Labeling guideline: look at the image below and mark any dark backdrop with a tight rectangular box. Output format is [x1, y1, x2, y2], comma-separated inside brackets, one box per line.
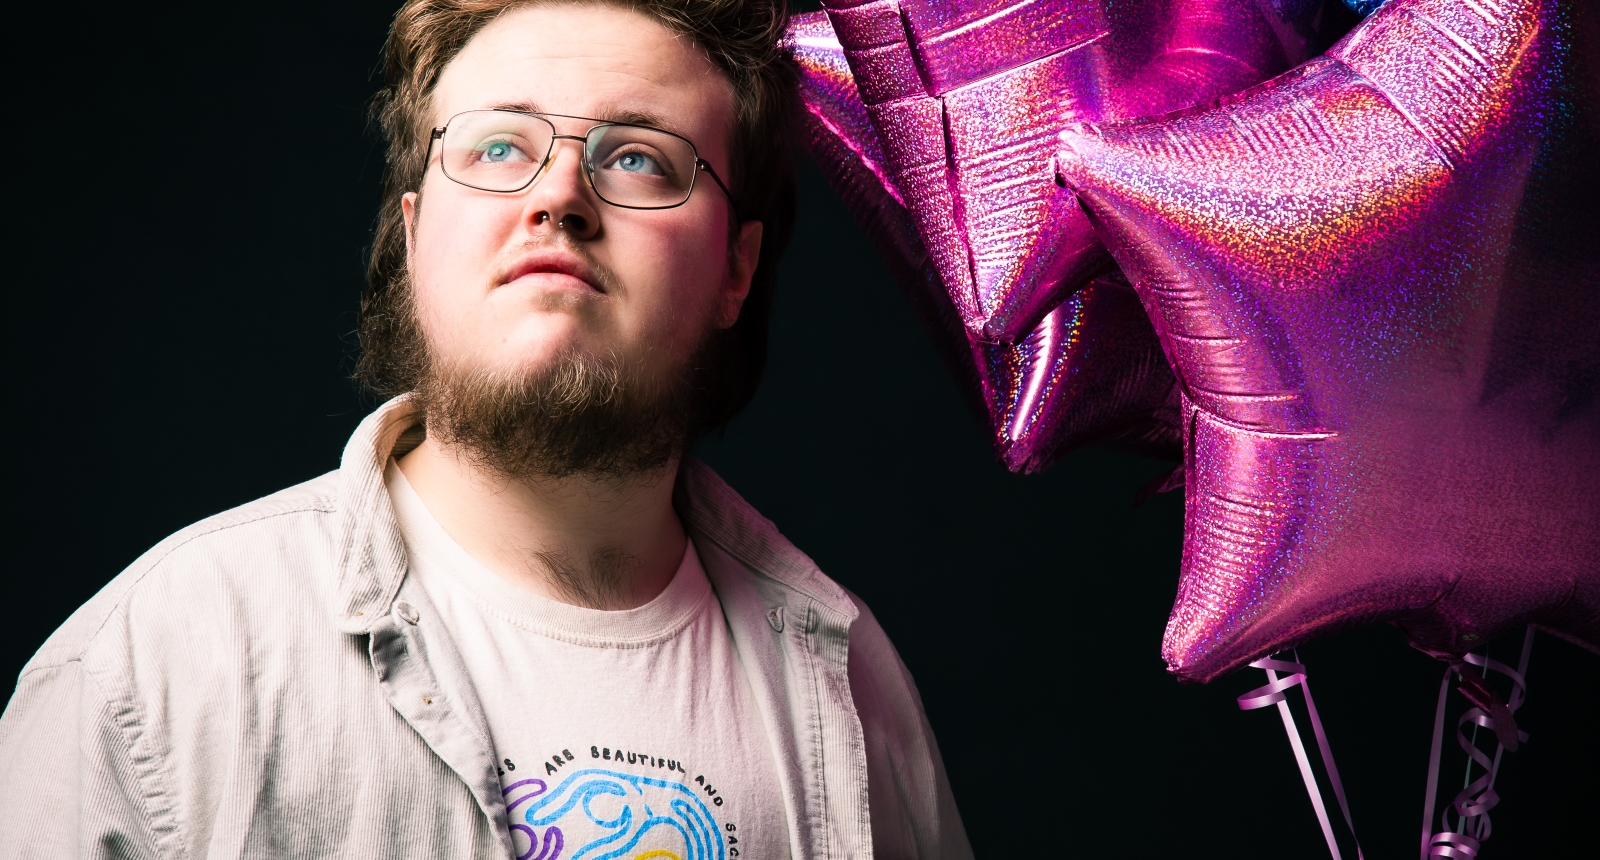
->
[10, 1, 1594, 855]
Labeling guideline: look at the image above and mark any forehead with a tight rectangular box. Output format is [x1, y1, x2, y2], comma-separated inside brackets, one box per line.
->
[431, 4, 735, 149]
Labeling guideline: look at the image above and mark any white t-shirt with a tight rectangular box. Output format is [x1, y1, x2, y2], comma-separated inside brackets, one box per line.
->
[386, 462, 789, 860]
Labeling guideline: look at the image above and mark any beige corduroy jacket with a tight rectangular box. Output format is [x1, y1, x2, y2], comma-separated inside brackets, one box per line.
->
[0, 397, 971, 860]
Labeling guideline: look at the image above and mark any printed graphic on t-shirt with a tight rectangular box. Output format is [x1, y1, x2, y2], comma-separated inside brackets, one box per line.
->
[498, 745, 747, 860]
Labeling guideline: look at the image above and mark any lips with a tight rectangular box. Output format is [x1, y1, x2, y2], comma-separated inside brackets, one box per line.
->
[498, 250, 602, 294]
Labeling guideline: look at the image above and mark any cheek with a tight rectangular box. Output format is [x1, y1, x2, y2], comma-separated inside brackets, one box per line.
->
[618, 211, 729, 323]
[413, 193, 515, 284]
[410, 192, 521, 336]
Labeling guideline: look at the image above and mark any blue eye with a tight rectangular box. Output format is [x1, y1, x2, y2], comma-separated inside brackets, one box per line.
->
[607, 150, 665, 176]
[476, 140, 528, 163]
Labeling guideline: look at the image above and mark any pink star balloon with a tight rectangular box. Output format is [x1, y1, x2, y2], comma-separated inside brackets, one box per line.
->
[790, 2, 1348, 468]
[1054, 0, 1600, 682]
[787, 12, 1181, 468]
[814, 0, 1333, 343]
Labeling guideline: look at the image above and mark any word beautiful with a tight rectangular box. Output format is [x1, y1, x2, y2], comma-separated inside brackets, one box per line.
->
[594, 747, 689, 775]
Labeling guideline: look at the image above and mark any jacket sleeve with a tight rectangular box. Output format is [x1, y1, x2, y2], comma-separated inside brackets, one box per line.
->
[0, 660, 160, 860]
[844, 593, 974, 860]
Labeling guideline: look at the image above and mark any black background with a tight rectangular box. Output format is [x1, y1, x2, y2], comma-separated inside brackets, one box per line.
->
[10, 1, 1595, 855]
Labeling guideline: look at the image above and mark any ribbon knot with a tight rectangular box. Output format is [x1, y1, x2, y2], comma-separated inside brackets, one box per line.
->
[1421, 628, 1534, 860]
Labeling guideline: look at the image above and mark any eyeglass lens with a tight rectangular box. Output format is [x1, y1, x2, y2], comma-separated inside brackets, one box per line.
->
[438, 110, 699, 208]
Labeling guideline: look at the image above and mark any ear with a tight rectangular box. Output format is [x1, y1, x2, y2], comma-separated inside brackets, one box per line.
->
[717, 220, 763, 329]
[401, 191, 420, 258]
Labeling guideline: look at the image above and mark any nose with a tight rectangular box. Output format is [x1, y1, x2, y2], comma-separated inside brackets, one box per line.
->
[522, 136, 601, 241]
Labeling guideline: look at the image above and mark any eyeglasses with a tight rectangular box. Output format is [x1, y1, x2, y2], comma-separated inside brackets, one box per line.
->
[428, 109, 738, 216]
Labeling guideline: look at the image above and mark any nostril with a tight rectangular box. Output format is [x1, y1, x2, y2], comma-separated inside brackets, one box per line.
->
[558, 214, 589, 234]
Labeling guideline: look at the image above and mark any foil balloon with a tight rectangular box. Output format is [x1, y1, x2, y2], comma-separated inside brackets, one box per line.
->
[785, 12, 974, 397]
[1054, 0, 1600, 682]
[790, 3, 1353, 469]
[787, 12, 1180, 468]
[812, 0, 1336, 344]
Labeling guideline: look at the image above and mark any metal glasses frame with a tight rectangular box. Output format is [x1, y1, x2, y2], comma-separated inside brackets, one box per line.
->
[427, 110, 740, 217]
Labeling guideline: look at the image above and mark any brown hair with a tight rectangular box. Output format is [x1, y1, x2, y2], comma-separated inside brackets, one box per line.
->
[356, 0, 797, 432]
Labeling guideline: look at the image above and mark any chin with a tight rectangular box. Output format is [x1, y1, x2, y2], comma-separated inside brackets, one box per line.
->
[484, 345, 582, 382]
[487, 318, 595, 369]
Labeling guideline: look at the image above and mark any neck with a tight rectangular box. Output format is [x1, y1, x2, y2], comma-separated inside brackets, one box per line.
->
[396, 434, 686, 610]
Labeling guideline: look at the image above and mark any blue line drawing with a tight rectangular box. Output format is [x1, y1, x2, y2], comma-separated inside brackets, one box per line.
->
[517, 768, 725, 860]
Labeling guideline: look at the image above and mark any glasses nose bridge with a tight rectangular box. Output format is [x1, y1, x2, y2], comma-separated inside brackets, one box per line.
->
[533, 130, 600, 194]
[543, 129, 597, 173]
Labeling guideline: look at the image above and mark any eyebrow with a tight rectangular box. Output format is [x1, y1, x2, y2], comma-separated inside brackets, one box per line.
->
[487, 101, 680, 135]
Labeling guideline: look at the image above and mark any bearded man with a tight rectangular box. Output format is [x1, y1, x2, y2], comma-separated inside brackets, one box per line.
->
[0, 2, 971, 857]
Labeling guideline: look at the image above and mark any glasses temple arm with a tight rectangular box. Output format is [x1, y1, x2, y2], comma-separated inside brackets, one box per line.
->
[697, 159, 744, 222]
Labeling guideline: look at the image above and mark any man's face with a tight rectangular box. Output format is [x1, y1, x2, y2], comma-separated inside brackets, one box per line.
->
[404, 3, 760, 387]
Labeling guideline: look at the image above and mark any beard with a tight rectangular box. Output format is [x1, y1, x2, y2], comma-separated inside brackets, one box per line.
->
[403, 231, 726, 481]
[372, 228, 739, 483]
[411, 336, 713, 482]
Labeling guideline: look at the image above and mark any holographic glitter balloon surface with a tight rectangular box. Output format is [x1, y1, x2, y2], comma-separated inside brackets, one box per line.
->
[1055, 0, 1600, 681]
[789, 1, 1349, 469]
[811, 0, 1334, 342]
[789, 12, 1184, 467]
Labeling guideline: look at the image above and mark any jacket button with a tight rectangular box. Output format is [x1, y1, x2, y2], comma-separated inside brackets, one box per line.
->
[396, 602, 420, 624]
[767, 607, 785, 632]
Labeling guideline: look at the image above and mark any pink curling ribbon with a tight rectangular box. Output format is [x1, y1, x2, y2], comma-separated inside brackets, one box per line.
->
[1238, 653, 1364, 860]
[1420, 628, 1534, 859]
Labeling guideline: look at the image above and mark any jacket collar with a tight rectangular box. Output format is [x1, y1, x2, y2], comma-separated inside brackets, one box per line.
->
[331, 396, 859, 633]
[674, 459, 858, 623]
[333, 396, 421, 633]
